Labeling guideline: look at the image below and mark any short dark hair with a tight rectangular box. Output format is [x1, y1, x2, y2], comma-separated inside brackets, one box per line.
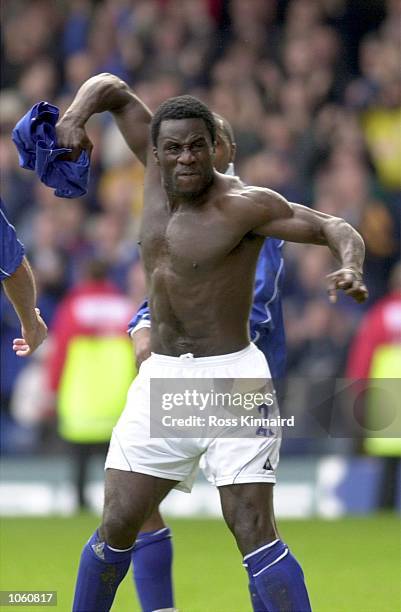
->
[151, 95, 216, 147]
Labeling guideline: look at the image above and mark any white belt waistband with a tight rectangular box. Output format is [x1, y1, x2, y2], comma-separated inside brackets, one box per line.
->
[149, 343, 257, 367]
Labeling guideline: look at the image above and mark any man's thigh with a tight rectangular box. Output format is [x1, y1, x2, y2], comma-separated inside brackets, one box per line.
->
[219, 482, 278, 555]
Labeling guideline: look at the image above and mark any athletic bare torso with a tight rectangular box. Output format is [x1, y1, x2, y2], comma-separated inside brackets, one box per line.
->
[140, 165, 266, 357]
[54, 77, 368, 360]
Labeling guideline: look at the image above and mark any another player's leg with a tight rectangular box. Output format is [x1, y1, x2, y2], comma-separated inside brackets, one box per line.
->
[219, 482, 311, 612]
[132, 507, 175, 612]
[72, 469, 176, 612]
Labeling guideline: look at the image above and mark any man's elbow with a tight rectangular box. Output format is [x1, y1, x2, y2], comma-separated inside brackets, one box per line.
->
[331, 216, 364, 242]
[89, 73, 130, 97]
[324, 215, 353, 236]
[94, 72, 126, 86]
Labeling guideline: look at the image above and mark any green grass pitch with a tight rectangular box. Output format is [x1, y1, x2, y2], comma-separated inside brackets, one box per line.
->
[0, 514, 400, 611]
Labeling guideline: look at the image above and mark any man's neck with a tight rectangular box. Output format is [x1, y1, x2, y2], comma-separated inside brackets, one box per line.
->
[165, 177, 216, 212]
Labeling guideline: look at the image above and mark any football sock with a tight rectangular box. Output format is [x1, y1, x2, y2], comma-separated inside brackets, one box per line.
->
[244, 539, 311, 612]
[132, 527, 174, 612]
[246, 571, 267, 611]
[72, 529, 133, 612]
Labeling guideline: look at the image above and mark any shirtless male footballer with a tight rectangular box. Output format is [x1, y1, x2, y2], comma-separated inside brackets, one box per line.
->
[55, 73, 368, 612]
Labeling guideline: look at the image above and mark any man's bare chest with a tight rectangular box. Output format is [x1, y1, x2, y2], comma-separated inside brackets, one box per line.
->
[139, 200, 246, 274]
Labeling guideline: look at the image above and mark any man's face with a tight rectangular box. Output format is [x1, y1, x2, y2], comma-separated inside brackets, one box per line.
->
[214, 121, 235, 173]
[155, 118, 215, 198]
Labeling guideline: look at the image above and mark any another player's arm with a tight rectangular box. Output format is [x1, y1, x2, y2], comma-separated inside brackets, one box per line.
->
[131, 327, 151, 369]
[251, 189, 368, 303]
[56, 73, 152, 164]
[128, 301, 152, 368]
[2, 257, 48, 356]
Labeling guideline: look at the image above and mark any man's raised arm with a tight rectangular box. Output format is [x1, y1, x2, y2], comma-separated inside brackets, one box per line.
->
[56, 73, 152, 164]
[251, 190, 368, 304]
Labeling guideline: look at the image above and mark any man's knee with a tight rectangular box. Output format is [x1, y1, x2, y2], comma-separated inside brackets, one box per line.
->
[100, 507, 140, 549]
[100, 469, 174, 549]
[232, 503, 275, 551]
[220, 484, 277, 555]
[100, 472, 147, 548]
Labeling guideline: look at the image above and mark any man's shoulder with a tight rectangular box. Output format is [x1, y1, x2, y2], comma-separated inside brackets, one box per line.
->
[219, 179, 291, 224]
[220, 178, 286, 205]
[240, 185, 288, 207]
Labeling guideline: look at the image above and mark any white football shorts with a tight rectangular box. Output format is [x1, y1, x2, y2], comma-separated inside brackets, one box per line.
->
[105, 343, 281, 492]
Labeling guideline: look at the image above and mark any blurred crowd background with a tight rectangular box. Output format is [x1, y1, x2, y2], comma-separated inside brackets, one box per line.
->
[1, 0, 400, 460]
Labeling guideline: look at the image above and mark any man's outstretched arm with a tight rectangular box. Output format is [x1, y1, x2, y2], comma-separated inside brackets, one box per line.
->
[3, 257, 48, 356]
[56, 73, 152, 164]
[252, 191, 368, 304]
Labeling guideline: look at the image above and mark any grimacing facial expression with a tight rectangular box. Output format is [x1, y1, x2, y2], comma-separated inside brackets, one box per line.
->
[154, 118, 215, 198]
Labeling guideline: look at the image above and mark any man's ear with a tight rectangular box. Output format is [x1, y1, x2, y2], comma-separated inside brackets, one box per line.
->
[153, 147, 160, 164]
[230, 142, 237, 163]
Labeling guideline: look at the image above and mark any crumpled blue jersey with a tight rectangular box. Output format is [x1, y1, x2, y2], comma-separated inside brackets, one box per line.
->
[12, 102, 89, 198]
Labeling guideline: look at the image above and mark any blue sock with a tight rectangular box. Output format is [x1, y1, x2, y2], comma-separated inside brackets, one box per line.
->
[244, 539, 311, 612]
[246, 570, 267, 611]
[132, 527, 174, 612]
[72, 530, 133, 612]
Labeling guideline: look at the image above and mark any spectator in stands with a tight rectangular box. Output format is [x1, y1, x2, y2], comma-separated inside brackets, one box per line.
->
[347, 262, 401, 508]
[46, 258, 135, 509]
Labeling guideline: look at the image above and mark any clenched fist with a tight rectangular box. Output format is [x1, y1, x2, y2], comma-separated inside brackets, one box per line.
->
[326, 268, 368, 304]
[55, 115, 93, 161]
